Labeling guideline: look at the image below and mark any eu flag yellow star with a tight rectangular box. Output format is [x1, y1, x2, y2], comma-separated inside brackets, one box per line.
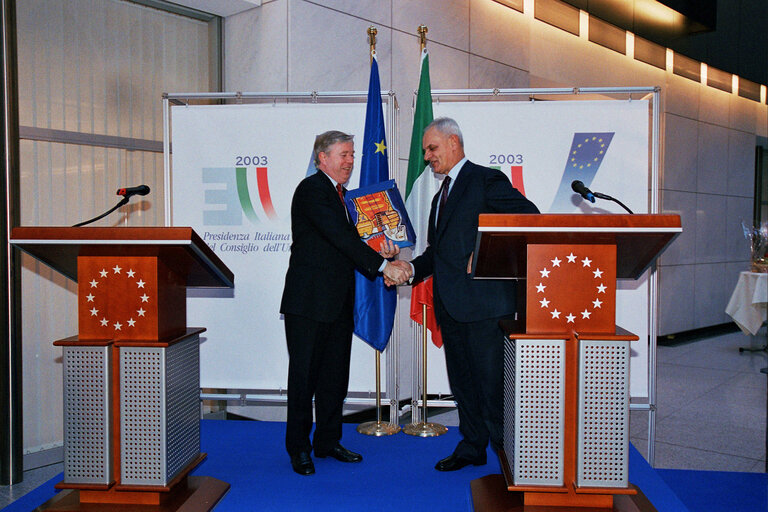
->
[374, 140, 387, 155]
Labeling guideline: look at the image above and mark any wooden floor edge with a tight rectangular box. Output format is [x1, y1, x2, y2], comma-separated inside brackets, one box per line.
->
[33, 476, 230, 512]
[471, 474, 658, 512]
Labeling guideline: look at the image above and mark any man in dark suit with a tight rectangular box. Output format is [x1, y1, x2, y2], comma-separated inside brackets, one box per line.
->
[390, 117, 539, 471]
[280, 130, 407, 476]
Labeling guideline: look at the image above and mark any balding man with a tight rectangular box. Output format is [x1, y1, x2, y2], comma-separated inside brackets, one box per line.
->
[391, 117, 539, 471]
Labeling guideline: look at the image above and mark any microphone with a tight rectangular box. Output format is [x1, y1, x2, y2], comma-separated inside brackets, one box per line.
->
[571, 180, 595, 203]
[73, 185, 151, 227]
[570, 180, 634, 214]
[116, 185, 150, 198]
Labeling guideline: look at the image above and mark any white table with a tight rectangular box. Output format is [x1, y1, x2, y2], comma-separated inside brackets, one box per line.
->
[726, 271, 768, 336]
[726, 271, 768, 472]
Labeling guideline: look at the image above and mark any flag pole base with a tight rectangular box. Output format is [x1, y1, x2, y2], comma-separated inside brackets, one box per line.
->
[403, 422, 448, 437]
[357, 420, 401, 436]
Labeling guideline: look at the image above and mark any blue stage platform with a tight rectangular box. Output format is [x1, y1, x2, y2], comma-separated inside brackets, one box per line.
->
[2, 419, 765, 511]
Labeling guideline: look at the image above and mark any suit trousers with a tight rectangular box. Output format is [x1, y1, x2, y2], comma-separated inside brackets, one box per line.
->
[434, 293, 508, 459]
[284, 302, 353, 457]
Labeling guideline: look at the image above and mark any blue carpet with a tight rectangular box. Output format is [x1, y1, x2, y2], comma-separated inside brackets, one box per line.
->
[656, 467, 768, 512]
[192, 420, 498, 511]
[628, 444, 690, 512]
[0, 474, 62, 512]
[1, 420, 760, 511]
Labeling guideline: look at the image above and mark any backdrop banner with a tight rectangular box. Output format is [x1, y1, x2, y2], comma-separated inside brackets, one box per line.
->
[169, 99, 650, 397]
[170, 103, 384, 390]
[430, 100, 650, 397]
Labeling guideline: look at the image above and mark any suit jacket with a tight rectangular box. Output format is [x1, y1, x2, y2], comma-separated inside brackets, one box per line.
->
[411, 160, 539, 323]
[280, 171, 384, 323]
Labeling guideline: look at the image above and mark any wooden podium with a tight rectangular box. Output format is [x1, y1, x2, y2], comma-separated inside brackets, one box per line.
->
[10, 227, 234, 511]
[469, 214, 681, 511]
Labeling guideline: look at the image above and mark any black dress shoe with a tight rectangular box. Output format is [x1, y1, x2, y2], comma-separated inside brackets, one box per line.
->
[434, 453, 486, 471]
[315, 443, 363, 463]
[290, 451, 315, 475]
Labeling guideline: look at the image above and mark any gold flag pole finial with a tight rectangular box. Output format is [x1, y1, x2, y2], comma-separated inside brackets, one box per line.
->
[417, 24, 428, 51]
[368, 26, 377, 63]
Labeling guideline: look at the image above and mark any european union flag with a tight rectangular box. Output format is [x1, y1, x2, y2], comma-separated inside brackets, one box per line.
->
[353, 54, 396, 351]
[549, 132, 614, 211]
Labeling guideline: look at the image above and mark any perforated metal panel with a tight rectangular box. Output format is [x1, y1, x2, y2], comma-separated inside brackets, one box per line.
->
[164, 337, 201, 480]
[506, 339, 566, 486]
[121, 347, 164, 485]
[502, 339, 516, 477]
[62, 346, 112, 485]
[119, 335, 201, 486]
[577, 339, 630, 488]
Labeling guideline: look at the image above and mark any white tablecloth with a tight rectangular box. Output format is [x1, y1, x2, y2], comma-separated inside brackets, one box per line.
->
[725, 271, 768, 335]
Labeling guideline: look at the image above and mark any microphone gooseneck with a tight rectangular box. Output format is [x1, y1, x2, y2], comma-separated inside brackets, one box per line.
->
[73, 185, 152, 227]
[571, 180, 633, 214]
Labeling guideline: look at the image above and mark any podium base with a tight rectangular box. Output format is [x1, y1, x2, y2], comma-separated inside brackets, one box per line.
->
[357, 420, 401, 436]
[403, 421, 448, 437]
[471, 474, 658, 512]
[33, 476, 229, 512]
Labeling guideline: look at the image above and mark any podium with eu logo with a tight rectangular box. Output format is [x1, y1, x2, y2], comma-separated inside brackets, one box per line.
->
[469, 214, 681, 511]
[11, 226, 234, 511]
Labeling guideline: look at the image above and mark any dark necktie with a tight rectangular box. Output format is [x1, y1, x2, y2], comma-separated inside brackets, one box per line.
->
[437, 176, 451, 226]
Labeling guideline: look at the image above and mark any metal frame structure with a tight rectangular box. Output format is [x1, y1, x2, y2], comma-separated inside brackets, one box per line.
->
[407, 86, 662, 464]
[1, 0, 22, 486]
[161, 90, 401, 424]
[160, 86, 662, 463]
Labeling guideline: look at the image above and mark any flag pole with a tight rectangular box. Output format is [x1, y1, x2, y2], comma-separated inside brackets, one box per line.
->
[357, 25, 401, 438]
[404, 24, 447, 438]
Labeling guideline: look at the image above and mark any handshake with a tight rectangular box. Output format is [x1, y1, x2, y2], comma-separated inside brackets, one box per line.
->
[378, 239, 413, 287]
[383, 260, 413, 287]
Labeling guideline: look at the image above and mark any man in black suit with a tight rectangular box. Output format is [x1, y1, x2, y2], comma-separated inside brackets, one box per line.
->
[280, 130, 407, 476]
[389, 117, 539, 471]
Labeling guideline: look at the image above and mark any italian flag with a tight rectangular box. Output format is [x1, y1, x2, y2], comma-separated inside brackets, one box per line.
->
[404, 49, 443, 347]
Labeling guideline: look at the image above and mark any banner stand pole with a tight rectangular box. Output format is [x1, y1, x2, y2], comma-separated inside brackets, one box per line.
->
[404, 305, 447, 437]
[358, 349, 401, 436]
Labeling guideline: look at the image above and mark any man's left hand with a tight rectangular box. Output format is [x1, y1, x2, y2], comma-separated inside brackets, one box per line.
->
[378, 239, 400, 259]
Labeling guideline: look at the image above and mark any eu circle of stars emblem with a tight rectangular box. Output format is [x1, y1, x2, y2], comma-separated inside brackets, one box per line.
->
[526, 244, 616, 334]
[77, 257, 156, 340]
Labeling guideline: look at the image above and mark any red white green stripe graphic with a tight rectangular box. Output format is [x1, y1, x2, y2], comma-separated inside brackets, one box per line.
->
[236, 166, 278, 223]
